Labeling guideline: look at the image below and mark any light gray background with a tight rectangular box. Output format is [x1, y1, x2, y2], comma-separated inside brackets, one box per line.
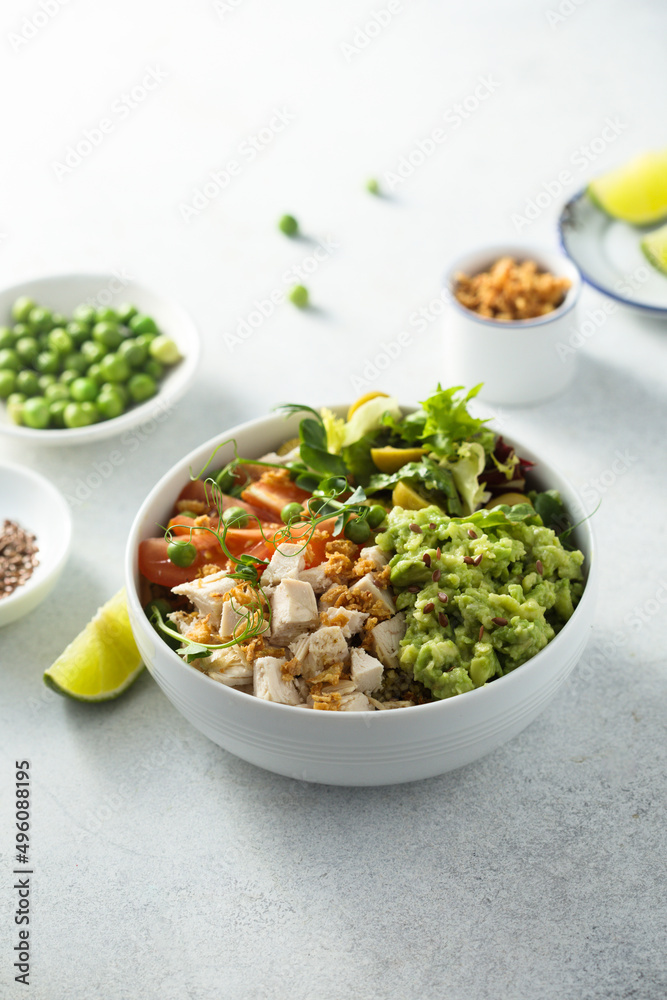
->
[1, 1, 666, 998]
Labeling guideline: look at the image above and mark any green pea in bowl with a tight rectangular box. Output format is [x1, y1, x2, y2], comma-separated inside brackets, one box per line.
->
[0, 273, 199, 446]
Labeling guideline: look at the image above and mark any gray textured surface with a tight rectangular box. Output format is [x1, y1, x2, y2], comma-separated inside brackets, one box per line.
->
[1, 1, 667, 997]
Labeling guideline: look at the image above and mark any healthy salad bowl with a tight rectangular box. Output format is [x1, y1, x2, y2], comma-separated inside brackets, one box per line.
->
[125, 387, 597, 785]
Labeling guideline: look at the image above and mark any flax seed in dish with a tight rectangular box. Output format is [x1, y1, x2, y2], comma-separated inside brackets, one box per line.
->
[454, 256, 571, 321]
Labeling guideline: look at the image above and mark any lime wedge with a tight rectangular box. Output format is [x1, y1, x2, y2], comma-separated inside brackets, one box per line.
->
[342, 394, 401, 447]
[640, 222, 667, 276]
[588, 151, 667, 225]
[44, 588, 144, 701]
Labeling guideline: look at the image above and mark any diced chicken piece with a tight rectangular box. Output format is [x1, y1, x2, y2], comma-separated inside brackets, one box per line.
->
[350, 648, 384, 694]
[269, 579, 319, 644]
[260, 543, 305, 587]
[168, 610, 197, 636]
[171, 571, 235, 630]
[371, 612, 406, 671]
[320, 606, 368, 638]
[253, 656, 304, 705]
[205, 644, 253, 687]
[358, 545, 388, 570]
[351, 573, 396, 615]
[298, 564, 333, 594]
[339, 692, 373, 711]
[219, 600, 248, 639]
[257, 451, 287, 466]
[288, 625, 350, 679]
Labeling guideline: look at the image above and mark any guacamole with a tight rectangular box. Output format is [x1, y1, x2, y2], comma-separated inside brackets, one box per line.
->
[376, 504, 585, 699]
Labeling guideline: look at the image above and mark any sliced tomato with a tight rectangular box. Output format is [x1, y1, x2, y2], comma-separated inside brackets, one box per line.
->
[241, 478, 312, 519]
[138, 537, 218, 588]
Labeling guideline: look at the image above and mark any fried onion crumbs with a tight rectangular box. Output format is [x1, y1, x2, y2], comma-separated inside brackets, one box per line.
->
[374, 565, 392, 589]
[176, 498, 209, 514]
[197, 563, 224, 578]
[352, 557, 376, 578]
[242, 636, 287, 663]
[185, 614, 220, 645]
[311, 693, 342, 711]
[454, 256, 571, 321]
[326, 539, 359, 560]
[320, 584, 393, 622]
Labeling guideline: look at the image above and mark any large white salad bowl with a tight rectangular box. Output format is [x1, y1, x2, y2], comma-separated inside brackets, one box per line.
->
[125, 407, 597, 786]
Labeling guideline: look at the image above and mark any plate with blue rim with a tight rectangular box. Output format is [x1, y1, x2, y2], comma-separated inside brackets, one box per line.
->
[558, 188, 667, 317]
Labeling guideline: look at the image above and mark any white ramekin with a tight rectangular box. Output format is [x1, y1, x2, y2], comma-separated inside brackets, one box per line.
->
[442, 245, 582, 406]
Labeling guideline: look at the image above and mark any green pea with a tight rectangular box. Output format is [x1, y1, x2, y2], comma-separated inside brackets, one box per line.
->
[344, 517, 371, 544]
[72, 304, 96, 325]
[222, 506, 249, 528]
[99, 353, 130, 383]
[7, 392, 26, 424]
[366, 505, 388, 529]
[0, 327, 14, 349]
[281, 502, 303, 524]
[67, 321, 90, 346]
[0, 369, 16, 398]
[92, 321, 122, 351]
[143, 358, 163, 380]
[16, 370, 40, 397]
[12, 296, 35, 323]
[15, 337, 39, 365]
[79, 401, 98, 424]
[96, 390, 125, 420]
[127, 373, 157, 402]
[52, 312, 68, 329]
[22, 396, 50, 429]
[63, 401, 96, 428]
[87, 363, 103, 384]
[38, 373, 57, 392]
[45, 382, 70, 402]
[278, 214, 299, 236]
[167, 538, 197, 568]
[12, 323, 31, 339]
[116, 303, 137, 324]
[100, 381, 128, 405]
[28, 306, 52, 331]
[366, 178, 381, 195]
[289, 285, 309, 308]
[59, 369, 79, 386]
[129, 314, 158, 336]
[37, 333, 51, 351]
[96, 306, 118, 323]
[0, 348, 20, 371]
[70, 376, 98, 402]
[149, 335, 181, 365]
[48, 328, 73, 355]
[214, 468, 235, 493]
[49, 398, 68, 427]
[81, 340, 106, 364]
[135, 332, 157, 350]
[118, 338, 147, 368]
[177, 509, 199, 520]
[63, 352, 88, 375]
[36, 350, 61, 374]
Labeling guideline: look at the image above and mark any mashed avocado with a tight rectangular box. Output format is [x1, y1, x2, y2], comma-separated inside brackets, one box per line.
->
[376, 504, 585, 699]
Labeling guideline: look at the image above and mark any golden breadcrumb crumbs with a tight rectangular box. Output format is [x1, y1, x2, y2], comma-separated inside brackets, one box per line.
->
[454, 257, 571, 321]
[176, 498, 209, 514]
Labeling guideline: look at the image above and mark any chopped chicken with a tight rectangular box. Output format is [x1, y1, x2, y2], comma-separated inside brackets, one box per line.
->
[371, 612, 406, 670]
[172, 571, 235, 630]
[261, 543, 305, 587]
[269, 578, 319, 644]
[205, 645, 253, 687]
[253, 655, 304, 705]
[219, 600, 249, 639]
[288, 625, 349, 679]
[320, 606, 368, 638]
[350, 648, 384, 694]
[358, 545, 388, 570]
[298, 564, 333, 594]
[339, 691, 372, 712]
[351, 573, 396, 615]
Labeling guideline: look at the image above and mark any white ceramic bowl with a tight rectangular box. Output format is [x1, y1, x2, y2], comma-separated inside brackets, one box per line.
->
[0, 462, 72, 626]
[0, 273, 199, 445]
[443, 245, 582, 406]
[125, 408, 597, 786]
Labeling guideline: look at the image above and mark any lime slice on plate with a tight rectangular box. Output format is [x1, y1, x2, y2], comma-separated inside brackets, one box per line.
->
[640, 222, 667, 276]
[44, 588, 144, 701]
[588, 150, 667, 225]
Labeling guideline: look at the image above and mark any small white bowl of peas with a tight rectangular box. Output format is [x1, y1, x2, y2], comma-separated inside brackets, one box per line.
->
[0, 273, 200, 445]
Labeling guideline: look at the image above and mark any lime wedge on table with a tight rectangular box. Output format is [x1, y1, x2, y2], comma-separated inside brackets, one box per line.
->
[44, 588, 144, 701]
[588, 150, 667, 225]
[640, 222, 667, 276]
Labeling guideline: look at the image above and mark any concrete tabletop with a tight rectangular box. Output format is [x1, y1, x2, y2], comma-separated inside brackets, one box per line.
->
[1, 1, 666, 997]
